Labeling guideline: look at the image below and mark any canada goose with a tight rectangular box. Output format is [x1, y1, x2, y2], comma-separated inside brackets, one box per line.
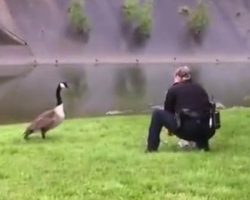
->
[23, 82, 68, 140]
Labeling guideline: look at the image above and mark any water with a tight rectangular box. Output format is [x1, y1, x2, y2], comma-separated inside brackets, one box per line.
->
[0, 62, 249, 124]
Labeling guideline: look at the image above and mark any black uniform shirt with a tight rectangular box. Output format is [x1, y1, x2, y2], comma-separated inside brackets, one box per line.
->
[164, 80, 210, 114]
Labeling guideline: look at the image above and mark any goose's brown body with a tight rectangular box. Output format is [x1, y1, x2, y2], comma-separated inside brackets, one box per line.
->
[23, 83, 68, 139]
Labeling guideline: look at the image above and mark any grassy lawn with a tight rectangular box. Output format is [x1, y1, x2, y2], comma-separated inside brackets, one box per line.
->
[0, 108, 250, 200]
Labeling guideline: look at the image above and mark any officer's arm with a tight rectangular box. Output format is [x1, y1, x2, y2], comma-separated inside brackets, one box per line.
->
[164, 87, 175, 113]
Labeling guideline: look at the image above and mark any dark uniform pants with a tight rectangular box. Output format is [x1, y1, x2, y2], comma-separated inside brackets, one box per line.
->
[147, 109, 215, 151]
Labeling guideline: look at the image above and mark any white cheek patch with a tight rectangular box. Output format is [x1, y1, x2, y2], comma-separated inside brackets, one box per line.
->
[60, 83, 66, 88]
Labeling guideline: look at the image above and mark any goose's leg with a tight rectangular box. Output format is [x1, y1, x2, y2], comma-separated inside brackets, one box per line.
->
[41, 128, 48, 139]
[24, 129, 33, 140]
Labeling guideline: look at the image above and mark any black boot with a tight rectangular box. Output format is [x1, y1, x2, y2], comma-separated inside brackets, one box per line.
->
[196, 140, 210, 152]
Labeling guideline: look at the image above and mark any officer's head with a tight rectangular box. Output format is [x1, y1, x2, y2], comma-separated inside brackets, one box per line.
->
[174, 66, 192, 83]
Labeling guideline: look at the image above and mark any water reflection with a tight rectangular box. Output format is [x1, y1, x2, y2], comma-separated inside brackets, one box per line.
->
[115, 66, 146, 97]
[0, 62, 249, 124]
[114, 65, 147, 111]
[60, 65, 89, 117]
[186, 63, 250, 106]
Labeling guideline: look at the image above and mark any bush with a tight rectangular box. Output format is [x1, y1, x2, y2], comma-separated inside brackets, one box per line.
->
[123, 0, 153, 37]
[187, 0, 209, 37]
[68, 0, 90, 34]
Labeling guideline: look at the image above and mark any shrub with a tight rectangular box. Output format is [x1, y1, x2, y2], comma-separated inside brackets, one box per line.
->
[123, 0, 139, 22]
[68, 0, 90, 34]
[187, 0, 209, 37]
[123, 0, 153, 37]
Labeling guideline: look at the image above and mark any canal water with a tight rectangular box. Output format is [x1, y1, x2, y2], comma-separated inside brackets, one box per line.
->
[0, 62, 249, 124]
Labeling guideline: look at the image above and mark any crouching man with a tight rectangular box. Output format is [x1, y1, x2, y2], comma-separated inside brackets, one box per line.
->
[146, 66, 216, 152]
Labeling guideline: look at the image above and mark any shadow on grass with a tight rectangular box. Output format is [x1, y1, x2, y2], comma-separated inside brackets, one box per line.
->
[11, 134, 63, 145]
[158, 138, 230, 154]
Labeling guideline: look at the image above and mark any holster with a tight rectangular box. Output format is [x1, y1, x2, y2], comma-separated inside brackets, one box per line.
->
[175, 108, 205, 130]
[209, 102, 221, 129]
[175, 104, 221, 131]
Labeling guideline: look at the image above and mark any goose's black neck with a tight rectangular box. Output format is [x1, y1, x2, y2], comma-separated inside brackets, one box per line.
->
[56, 85, 62, 105]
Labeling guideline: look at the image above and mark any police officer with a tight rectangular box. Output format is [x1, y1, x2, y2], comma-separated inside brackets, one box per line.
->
[146, 66, 216, 152]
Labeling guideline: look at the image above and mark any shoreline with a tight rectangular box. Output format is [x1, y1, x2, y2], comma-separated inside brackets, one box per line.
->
[0, 55, 250, 66]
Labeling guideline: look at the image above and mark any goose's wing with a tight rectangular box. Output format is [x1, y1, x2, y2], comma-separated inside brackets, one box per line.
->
[27, 110, 56, 130]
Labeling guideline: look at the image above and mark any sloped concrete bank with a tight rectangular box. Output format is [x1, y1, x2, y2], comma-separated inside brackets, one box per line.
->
[0, 0, 249, 62]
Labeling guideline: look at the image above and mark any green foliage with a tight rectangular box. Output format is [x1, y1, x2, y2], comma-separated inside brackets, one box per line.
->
[123, 0, 153, 37]
[68, 0, 90, 34]
[187, 0, 209, 36]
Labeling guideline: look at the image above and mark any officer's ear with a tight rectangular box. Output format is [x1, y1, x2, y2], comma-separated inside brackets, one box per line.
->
[174, 75, 181, 83]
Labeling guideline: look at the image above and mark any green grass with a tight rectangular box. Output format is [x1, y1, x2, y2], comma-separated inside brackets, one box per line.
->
[0, 108, 250, 199]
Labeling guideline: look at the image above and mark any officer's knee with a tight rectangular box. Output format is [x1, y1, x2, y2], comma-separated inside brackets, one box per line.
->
[152, 109, 162, 119]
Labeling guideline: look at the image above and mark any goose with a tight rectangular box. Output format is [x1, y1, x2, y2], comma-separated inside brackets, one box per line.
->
[23, 82, 68, 139]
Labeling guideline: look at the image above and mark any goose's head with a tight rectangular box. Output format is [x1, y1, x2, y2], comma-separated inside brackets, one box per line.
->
[56, 82, 69, 106]
[59, 82, 69, 89]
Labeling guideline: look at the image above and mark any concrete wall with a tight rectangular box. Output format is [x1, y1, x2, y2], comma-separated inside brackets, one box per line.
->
[0, 0, 249, 63]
